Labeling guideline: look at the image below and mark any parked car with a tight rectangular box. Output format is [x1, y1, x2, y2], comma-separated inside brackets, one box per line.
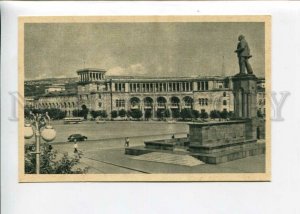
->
[67, 134, 88, 142]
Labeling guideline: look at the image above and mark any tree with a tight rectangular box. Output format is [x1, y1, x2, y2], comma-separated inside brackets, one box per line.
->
[118, 109, 127, 118]
[192, 110, 200, 119]
[180, 109, 193, 120]
[200, 110, 209, 119]
[156, 109, 164, 119]
[25, 144, 88, 174]
[130, 109, 143, 119]
[81, 106, 89, 120]
[111, 110, 118, 119]
[90, 110, 99, 119]
[24, 107, 32, 118]
[100, 110, 108, 118]
[172, 109, 181, 119]
[145, 110, 152, 120]
[210, 110, 221, 119]
[27, 108, 66, 120]
[164, 109, 171, 118]
[220, 109, 229, 119]
[257, 109, 264, 118]
[73, 109, 80, 117]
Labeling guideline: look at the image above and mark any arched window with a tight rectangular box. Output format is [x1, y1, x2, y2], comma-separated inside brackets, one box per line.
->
[205, 98, 208, 106]
[223, 100, 227, 106]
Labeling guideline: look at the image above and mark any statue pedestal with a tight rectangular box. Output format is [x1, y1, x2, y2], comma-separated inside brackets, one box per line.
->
[188, 121, 264, 164]
[232, 73, 258, 119]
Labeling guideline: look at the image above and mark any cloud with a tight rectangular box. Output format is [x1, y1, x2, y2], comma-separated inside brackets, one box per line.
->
[128, 64, 147, 75]
[107, 66, 126, 76]
[107, 63, 147, 76]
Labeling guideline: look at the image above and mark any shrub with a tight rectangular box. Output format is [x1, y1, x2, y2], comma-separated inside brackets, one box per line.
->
[257, 109, 264, 118]
[220, 109, 229, 119]
[90, 110, 99, 119]
[100, 110, 108, 118]
[192, 110, 200, 119]
[180, 109, 194, 120]
[25, 144, 88, 174]
[172, 109, 181, 119]
[164, 109, 171, 118]
[156, 109, 164, 119]
[200, 110, 209, 119]
[210, 110, 221, 119]
[130, 109, 143, 119]
[111, 110, 118, 119]
[25, 108, 66, 120]
[118, 109, 127, 118]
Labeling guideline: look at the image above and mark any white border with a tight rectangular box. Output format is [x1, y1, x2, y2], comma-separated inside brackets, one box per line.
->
[2, 1, 300, 214]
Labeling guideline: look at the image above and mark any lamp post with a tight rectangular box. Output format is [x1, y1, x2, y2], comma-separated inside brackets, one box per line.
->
[24, 111, 56, 174]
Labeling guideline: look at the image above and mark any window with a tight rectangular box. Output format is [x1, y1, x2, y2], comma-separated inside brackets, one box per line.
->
[199, 98, 208, 106]
[116, 99, 125, 108]
[223, 100, 227, 106]
[98, 102, 102, 107]
[205, 81, 209, 90]
[98, 94, 101, 99]
[223, 92, 226, 97]
[199, 98, 203, 105]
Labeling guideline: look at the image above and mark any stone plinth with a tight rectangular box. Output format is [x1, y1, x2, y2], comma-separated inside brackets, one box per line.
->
[188, 120, 264, 164]
[189, 120, 248, 147]
[232, 74, 258, 119]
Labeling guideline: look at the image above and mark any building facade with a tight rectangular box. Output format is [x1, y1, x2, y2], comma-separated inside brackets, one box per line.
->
[28, 68, 265, 119]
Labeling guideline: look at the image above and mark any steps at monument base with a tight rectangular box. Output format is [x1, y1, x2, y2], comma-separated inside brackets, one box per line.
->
[131, 152, 205, 167]
[192, 142, 265, 164]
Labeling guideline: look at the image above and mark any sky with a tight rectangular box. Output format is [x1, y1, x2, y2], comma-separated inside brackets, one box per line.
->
[24, 22, 265, 80]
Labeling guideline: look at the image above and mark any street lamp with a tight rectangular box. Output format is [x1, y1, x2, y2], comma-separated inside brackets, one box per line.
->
[24, 111, 56, 174]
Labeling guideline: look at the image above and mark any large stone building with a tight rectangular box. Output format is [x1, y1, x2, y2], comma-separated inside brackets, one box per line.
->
[28, 68, 265, 119]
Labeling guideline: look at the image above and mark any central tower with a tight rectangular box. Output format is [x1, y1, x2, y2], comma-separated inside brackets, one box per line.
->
[77, 68, 106, 83]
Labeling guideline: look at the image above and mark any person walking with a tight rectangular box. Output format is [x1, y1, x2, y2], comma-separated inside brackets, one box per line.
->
[124, 137, 130, 147]
[74, 142, 78, 153]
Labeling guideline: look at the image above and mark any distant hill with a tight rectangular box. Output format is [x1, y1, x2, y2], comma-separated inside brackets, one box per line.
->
[25, 77, 79, 97]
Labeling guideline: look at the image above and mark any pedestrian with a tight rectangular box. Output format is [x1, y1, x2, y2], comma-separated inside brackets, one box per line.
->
[74, 142, 78, 153]
[125, 137, 129, 147]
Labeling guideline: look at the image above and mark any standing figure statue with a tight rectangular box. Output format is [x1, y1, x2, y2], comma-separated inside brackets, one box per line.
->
[235, 35, 254, 74]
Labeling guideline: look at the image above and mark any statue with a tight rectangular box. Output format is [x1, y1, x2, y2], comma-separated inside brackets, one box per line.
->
[235, 35, 254, 75]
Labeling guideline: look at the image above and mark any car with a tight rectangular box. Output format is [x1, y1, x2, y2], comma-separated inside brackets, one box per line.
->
[67, 134, 88, 142]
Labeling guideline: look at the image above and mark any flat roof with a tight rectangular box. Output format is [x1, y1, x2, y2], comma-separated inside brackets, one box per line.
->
[77, 68, 107, 74]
